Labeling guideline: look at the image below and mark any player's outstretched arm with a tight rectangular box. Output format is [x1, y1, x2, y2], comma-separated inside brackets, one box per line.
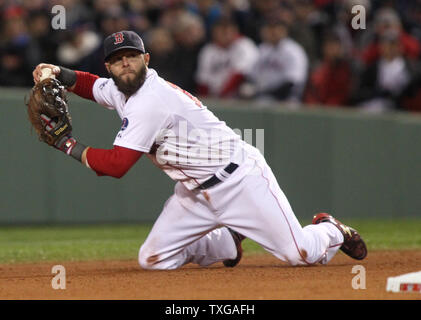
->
[39, 116, 142, 178]
[82, 146, 143, 178]
[29, 66, 142, 179]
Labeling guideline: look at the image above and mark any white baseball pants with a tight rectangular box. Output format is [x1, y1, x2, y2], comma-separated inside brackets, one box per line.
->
[138, 146, 344, 270]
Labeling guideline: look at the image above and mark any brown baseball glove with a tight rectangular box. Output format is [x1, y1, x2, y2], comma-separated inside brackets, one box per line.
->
[26, 77, 72, 147]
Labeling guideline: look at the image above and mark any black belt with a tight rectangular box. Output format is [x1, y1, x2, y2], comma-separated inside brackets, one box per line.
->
[197, 162, 239, 190]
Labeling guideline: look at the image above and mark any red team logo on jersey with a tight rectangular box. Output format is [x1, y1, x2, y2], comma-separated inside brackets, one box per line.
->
[114, 32, 124, 44]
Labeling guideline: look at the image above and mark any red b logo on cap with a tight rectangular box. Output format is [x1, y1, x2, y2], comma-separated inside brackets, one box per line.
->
[114, 32, 124, 44]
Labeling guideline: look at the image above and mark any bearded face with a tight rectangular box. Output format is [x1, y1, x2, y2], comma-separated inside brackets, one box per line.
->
[110, 62, 147, 97]
[106, 49, 150, 97]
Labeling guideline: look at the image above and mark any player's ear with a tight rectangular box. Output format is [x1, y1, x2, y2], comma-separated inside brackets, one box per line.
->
[143, 53, 150, 66]
[104, 62, 111, 74]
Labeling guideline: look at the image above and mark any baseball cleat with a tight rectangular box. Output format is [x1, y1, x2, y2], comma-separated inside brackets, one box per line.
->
[312, 213, 367, 260]
[223, 228, 246, 267]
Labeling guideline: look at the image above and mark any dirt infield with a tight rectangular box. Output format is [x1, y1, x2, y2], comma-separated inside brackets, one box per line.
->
[0, 250, 419, 300]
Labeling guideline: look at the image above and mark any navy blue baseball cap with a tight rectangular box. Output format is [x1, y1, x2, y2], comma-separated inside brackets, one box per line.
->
[104, 30, 145, 61]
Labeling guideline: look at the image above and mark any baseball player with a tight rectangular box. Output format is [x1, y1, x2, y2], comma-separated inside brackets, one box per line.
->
[32, 30, 367, 270]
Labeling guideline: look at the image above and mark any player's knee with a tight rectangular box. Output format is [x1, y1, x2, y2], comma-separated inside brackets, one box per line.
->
[138, 247, 156, 270]
[138, 254, 157, 270]
[138, 246, 165, 270]
[282, 250, 307, 266]
[285, 255, 300, 266]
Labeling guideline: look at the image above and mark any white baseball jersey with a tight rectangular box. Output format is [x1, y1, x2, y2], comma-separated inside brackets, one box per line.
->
[196, 37, 259, 95]
[250, 38, 308, 100]
[91, 67, 344, 272]
[92, 68, 244, 190]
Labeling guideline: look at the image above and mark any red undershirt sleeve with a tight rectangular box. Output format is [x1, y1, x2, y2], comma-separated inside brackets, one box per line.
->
[68, 71, 99, 101]
[86, 145, 143, 178]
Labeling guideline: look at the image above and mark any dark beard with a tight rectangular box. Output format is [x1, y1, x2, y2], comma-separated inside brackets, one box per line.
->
[111, 65, 147, 97]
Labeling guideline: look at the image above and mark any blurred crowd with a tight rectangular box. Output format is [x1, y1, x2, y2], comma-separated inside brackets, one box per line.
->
[1, 0, 421, 112]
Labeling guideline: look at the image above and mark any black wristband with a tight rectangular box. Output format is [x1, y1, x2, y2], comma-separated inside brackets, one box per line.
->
[55, 136, 86, 162]
[57, 66, 77, 88]
[69, 141, 86, 162]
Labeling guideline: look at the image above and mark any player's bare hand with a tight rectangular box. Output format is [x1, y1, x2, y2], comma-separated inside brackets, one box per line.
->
[33, 63, 60, 84]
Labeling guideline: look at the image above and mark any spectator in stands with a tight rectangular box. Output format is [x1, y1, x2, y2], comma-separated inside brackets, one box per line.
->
[0, 6, 40, 86]
[54, 0, 93, 28]
[171, 12, 206, 94]
[56, 23, 101, 71]
[351, 30, 420, 113]
[146, 27, 178, 83]
[304, 31, 353, 107]
[239, 19, 308, 104]
[288, 0, 324, 66]
[20, 0, 46, 12]
[83, 8, 132, 77]
[332, 0, 372, 63]
[186, 0, 222, 41]
[240, 0, 283, 43]
[195, 17, 258, 98]
[97, 8, 131, 38]
[401, 0, 421, 43]
[361, 7, 421, 65]
[27, 10, 58, 64]
[92, 0, 126, 31]
[0, 0, 419, 114]
[126, 1, 151, 36]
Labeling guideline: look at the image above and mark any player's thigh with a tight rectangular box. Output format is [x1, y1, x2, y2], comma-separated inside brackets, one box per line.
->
[219, 159, 308, 265]
[138, 185, 218, 267]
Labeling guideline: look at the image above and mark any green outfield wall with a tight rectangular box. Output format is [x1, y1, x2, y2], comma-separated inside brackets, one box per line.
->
[0, 88, 420, 224]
